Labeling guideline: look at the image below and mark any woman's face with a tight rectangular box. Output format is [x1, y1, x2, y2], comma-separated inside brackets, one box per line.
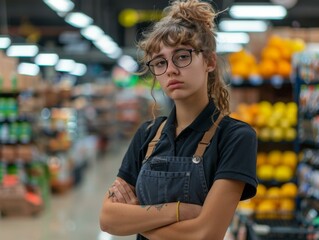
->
[151, 44, 215, 102]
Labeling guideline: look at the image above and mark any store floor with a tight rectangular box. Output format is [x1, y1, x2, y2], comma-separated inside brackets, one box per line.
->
[0, 139, 136, 240]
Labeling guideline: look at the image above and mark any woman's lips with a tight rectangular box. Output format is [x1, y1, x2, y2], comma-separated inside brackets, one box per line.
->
[167, 80, 183, 90]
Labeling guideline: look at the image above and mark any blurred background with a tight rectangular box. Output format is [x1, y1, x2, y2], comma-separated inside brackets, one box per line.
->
[0, 0, 319, 239]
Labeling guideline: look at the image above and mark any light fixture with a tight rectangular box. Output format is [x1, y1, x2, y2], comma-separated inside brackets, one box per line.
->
[55, 59, 76, 72]
[118, 55, 138, 72]
[219, 20, 268, 32]
[0, 36, 11, 49]
[94, 35, 122, 58]
[18, 63, 40, 76]
[65, 12, 93, 28]
[80, 25, 104, 41]
[34, 53, 59, 66]
[216, 43, 243, 53]
[70, 63, 87, 76]
[229, 4, 287, 19]
[6, 44, 39, 57]
[216, 32, 250, 44]
[43, 0, 74, 13]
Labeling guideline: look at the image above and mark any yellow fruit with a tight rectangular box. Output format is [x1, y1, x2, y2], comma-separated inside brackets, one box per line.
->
[257, 165, 274, 180]
[259, 127, 271, 142]
[256, 184, 267, 198]
[255, 115, 268, 128]
[271, 127, 284, 142]
[286, 102, 298, 113]
[274, 165, 293, 182]
[282, 151, 298, 170]
[267, 117, 278, 128]
[268, 150, 282, 166]
[281, 182, 298, 198]
[273, 101, 286, 112]
[284, 127, 297, 142]
[279, 118, 291, 128]
[256, 200, 277, 219]
[258, 101, 273, 117]
[267, 186, 281, 199]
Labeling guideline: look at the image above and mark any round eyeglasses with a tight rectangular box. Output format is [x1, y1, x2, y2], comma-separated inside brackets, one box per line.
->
[146, 49, 203, 76]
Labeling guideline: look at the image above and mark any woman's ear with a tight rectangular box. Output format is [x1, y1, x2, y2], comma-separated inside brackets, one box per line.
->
[206, 52, 217, 72]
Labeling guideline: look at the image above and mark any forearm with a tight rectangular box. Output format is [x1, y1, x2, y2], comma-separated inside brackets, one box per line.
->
[142, 217, 207, 240]
[99, 198, 177, 236]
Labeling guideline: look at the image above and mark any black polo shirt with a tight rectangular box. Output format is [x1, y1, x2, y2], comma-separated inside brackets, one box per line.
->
[117, 101, 258, 201]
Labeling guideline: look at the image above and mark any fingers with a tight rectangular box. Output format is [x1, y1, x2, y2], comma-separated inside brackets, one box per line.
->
[108, 178, 139, 205]
[113, 179, 131, 203]
[117, 179, 139, 204]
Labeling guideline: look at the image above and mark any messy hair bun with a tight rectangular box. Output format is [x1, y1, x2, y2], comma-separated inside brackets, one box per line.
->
[165, 0, 217, 32]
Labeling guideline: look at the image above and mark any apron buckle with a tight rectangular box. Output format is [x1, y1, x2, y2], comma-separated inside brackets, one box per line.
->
[192, 156, 202, 164]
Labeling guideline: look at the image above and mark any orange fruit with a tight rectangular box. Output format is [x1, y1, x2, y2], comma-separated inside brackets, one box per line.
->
[281, 182, 298, 198]
[277, 60, 292, 78]
[258, 60, 276, 79]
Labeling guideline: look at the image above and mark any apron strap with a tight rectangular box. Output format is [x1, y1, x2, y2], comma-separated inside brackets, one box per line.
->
[193, 114, 224, 158]
[144, 120, 167, 160]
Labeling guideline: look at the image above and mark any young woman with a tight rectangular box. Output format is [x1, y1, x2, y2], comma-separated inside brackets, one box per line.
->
[99, 0, 258, 239]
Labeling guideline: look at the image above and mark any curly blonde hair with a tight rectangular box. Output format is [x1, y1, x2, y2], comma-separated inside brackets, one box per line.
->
[137, 0, 230, 115]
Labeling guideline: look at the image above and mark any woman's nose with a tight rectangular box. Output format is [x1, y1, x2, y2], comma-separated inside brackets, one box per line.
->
[166, 59, 179, 75]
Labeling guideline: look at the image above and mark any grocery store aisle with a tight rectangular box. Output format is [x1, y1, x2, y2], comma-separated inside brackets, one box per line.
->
[0, 139, 136, 240]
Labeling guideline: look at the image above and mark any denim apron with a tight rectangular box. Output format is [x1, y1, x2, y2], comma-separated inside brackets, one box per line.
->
[136, 114, 223, 206]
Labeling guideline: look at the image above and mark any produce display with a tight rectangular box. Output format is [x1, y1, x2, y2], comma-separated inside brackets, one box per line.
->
[228, 35, 306, 81]
[230, 101, 298, 142]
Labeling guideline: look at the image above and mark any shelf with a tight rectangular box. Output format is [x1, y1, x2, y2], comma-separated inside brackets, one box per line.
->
[230, 76, 292, 88]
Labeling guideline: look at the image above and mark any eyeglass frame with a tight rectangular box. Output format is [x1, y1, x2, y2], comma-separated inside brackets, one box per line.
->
[146, 48, 204, 76]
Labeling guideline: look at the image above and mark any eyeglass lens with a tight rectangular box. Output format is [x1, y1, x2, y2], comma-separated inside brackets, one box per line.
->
[148, 49, 194, 76]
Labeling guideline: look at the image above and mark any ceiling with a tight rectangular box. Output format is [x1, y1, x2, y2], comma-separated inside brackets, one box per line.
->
[2, 0, 319, 67]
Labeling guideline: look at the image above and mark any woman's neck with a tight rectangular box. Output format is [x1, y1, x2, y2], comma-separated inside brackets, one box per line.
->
[175, 97, 209, 130]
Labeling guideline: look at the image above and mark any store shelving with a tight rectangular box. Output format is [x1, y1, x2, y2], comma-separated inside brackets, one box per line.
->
[292, 51, 319, 237]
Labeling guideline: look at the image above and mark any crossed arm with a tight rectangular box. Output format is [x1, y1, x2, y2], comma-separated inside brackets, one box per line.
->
[99, 177, 244, 239]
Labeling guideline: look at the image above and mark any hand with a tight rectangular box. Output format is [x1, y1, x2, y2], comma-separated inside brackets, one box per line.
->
[179, 202, 202, 221]
[109, 178, 139, 205]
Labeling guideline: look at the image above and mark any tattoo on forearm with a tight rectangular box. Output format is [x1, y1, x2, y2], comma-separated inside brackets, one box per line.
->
[108, 190, 115, 198]
[141, 204, 167, 211]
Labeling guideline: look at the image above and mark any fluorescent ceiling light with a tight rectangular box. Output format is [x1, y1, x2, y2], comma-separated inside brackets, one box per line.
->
[217, 43, 243, 53]
[55, 59, 76, 72]
[18, 63, 40, 76]
[70, 63, 87, 76]
[118, 55, 138, 72]
[81, 25, 104, 41]
[35, 53, 59, 66]
[7, 44, 39, 57]
[0, 36, 11, 49]
[107, 48, 123, 59]
[94, 35, 122, 57]
[43, 0, 74, 13]
[217, 32, 250, 44]
[219, 20, 268, 32]
[65, 12, 93, 28]
[230, 5, 287, 19]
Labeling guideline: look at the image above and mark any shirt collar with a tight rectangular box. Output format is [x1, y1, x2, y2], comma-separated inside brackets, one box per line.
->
[163, 101, 219, 133]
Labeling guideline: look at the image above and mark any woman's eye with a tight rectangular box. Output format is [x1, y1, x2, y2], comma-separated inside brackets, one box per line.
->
[177, 54, 190, 61]
[155, 60, 166, 67]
